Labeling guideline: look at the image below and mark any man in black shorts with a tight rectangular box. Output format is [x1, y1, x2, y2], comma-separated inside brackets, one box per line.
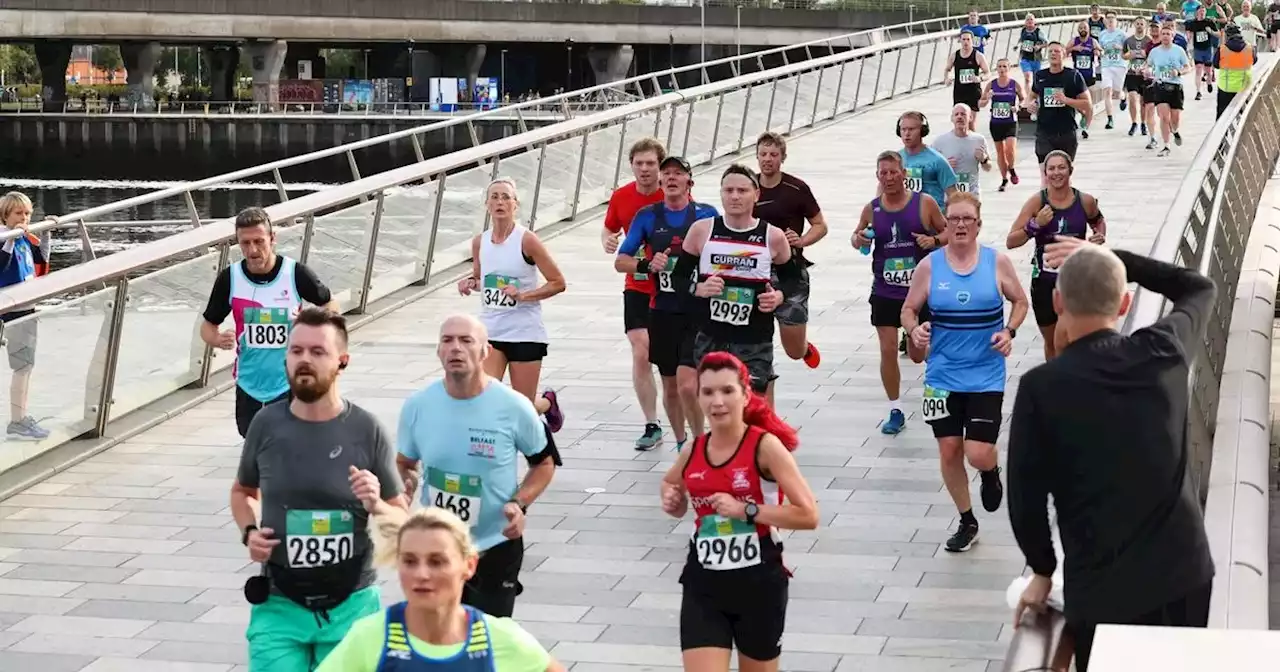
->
[1027, 41, 1091, 184]
[1123, 18, 1155, 136]
[945, 30, 989, 131]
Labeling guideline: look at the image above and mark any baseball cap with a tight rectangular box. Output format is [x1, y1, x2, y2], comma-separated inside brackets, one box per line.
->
[660, 156, 693, 174]
[1224, 22, 1241, 36]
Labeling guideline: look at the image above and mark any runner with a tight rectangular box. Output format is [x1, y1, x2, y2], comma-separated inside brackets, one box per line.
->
[660, 351, 819, 672]
[679, 164, 792, 403]
[615, 156, 719, 450]
[901, 192, 1029, 553]
[458, 178, 567, 431]
[1005, 151, 1107, 360]
[1268, 1, 1280, 51]
[1098, 12, 1129, 130]
[1182, 0, 1203, 20]
[944, 31, 989, 131]
[202, 206, 337, 439]
[1163, 17, 1191, 50]
[1087, 4, 1106, 40]
[932, 104, 993, 198]
[317, 507, 566, 672]
[753, 132, 825, 370]
[852, 151, 946, 435]
[960, 8, 991, 54]
[1148, 24, 1193, 156]
[1152, 2, 1176, 25]
[602, 137, 667, 450]
[896, 111, 959, 210]
[1185, 6, 1217, 100]
[1069, 21, 1102, 138]
[979, 60, 1026, 192]
[1027, 43, 1091, 182]
[1234, 1, 1266, 49]
[1213, 24, 1257, 118]
[0, 191, 50, 440]
[1123, 19, 1155, 137]
[1141, 26, 1164, 151]
[395, 314, 561, 618]
[1017, 14, 1049, 97]
[232, 307, 407, 671]
[1206, 0, 1233, 84]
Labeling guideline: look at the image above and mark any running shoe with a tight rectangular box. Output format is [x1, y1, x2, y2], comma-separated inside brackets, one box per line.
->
[1128, 122, 1138, 136]
[1141, 123, 1148, 135]
[1081, 129, 1089, 139]
[1120, 99, 1128, 111]
[1146, 138, 1159, 150]
[802, 343, 821, 369]
[980, 467, 1004, 512]
[1010, 169, 1020, 185]
[1207, 82, 1214, 93]
[541, 389, 565, 433]
[1174, 132, 1183, 146]
[944, 522, 980, 553]
[898, 331, 908, 355]
[1195, 91, 1203, 101]
[1104, 117, 1114, 130]
[1158, 146, 1171, 157]
[7, 416, 48, 440]
[881, 409, 906, 435]
[998, 179, 1008, 192]
[672, 437, 688, 453]
[635, 423, 663, 451]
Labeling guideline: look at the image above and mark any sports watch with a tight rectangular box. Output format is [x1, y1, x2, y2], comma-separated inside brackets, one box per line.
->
[744, 502, 759, 525]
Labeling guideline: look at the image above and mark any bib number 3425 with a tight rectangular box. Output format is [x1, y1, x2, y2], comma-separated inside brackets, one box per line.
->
[695, 515, 762, 571]
[921, 384, 951, 422]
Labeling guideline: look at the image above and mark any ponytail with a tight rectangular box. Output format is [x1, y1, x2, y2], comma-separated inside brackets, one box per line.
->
[697, 351, 799, 452]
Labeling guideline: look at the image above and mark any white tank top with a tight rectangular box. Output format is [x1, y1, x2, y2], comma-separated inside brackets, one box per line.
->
[478, 226, 548, 344]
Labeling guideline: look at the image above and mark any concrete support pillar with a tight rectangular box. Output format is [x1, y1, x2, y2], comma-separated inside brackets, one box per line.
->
[587, 45, 634, 87]
[284, 43, 324, 80]
[243, 40, 288, 106]
[410, 50, 440, 101]
[202, 45, 241, 102]
[463, 44, 486, 103]
[34, 41, 72, 112]
[119, 41, 161, 111]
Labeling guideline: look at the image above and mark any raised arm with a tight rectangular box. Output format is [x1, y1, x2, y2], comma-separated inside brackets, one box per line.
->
[1115, 249, 1217, 354]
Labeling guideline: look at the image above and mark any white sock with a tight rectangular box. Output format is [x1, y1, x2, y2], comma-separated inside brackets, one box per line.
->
[889, 400, 901, 413]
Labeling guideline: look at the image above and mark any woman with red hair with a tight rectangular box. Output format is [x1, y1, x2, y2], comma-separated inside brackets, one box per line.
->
[659, 351, 818, 672]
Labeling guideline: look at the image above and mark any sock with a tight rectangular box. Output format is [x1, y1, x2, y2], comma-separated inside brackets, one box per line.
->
[959, 509, 978, 527]
[889, 400, 901, 413]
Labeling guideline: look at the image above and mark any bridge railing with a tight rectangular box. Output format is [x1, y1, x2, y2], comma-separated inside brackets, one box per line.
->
[0, 99, 630, 117]
[1122, 57, 1280, 628]
[2, 5, 1128, 253]
[0, 12, 1112, 481]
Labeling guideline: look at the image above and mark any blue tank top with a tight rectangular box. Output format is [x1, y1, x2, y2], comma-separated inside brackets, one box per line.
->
[377, 603, 495, 672]
[1032, 188, 1089, 285]
[989, 79, 1018, 125]
[1071, 37, 1097, 77]
[870, 192, 929, 301]
[924, 246, 1006, 394]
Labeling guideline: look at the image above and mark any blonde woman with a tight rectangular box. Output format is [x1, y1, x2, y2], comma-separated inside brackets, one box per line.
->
[318, 507, 565, 671]
[0, 191, 50, 440]
[457, 179, 567, 432]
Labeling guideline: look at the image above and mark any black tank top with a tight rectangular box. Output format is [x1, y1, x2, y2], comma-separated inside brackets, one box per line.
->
[697, 217, 775, 344]
[953, 49, 982, 93]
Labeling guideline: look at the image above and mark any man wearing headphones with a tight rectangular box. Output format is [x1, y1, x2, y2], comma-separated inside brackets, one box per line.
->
[1026, 42, 1092, 185]
[896, 111, 960, 210]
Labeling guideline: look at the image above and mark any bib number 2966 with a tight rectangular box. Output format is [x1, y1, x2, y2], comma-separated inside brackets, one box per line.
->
[695, 515, 761, 571]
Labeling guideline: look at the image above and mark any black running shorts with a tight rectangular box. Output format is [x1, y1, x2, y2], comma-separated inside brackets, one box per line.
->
[1030, 276, 1059, 327]
[1035, 132, 1078, 164]
[773, 265, 810, 326]
[489, 341, 548, 363]
[235, 386, 290, 439]
[692, 332, 774, 394]
[869, 294, 932, 329]
[680, 569, 788, 661]
[648, 309, 698, 377]
[622, 289, 651, 333]
[989, 123, 1018, 142]
[462, 537, 524, 618]
[924, 390, 1004, 444]
[1153, 82, 1184, 110]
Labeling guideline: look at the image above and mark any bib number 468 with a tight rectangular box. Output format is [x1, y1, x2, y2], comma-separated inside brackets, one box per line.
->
[432, 490, 474, 522]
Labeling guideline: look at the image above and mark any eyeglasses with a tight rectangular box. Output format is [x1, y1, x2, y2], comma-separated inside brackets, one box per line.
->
[946, 215, 979, 225]
[488, 193, 516, 202]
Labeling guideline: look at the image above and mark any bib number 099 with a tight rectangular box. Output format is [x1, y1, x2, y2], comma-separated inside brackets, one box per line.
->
[696, 533, 761, 570]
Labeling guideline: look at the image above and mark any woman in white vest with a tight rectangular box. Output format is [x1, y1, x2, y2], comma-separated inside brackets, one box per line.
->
[457, 178, 568, 431]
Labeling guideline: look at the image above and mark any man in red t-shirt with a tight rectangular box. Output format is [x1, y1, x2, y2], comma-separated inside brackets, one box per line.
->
[602, 137, 666, 450]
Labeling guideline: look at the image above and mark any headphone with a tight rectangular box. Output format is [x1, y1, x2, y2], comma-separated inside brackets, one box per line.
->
[896, 111, 930, 138]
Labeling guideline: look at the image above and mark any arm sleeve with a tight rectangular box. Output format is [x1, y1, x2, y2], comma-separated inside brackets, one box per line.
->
[235, 421, 263, 488]
[396, 395, 422, 461]
[1007, 377, 1058, 578]
[314, 614, 380, 672]
[616, 209, 652, 257]
[603, 193, 624, 233]
[1115, 249, 1217, 357]
[294, 263, 333, 306]
[673, 250, 701, 290]
[513, 396, 549, 458]
[202, 268, 233, 325]
[801, 184, 822, 219]
[369, 415, 404, 500]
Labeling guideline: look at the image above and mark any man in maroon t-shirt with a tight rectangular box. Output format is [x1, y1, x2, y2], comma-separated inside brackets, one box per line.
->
[603, 137, 666, 450]
[753, 132, 827, 370]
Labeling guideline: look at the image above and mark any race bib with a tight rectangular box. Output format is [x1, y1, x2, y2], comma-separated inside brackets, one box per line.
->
[482, 274, 519, 310]
[285, 510, 355, 569]
[992, 101, 1013, 119]
[656, 255, 678, 293]
[631, 249, 649, 282]
[1043, 87, 1066, 107]
[695, 515, 762, 571]
[921, 385, 951, 422]
[1103, 48, 1123, 66]
[426, 468, 483, 527]
[1129, 56, 1146, 72]
[1032, 253, 1059, 279]
[1021, 39, 1035, 53]
[709, 287, 755, 326]
[959, 68, 979, 84]
[1157, 66, 1179, 83]
[882, 257, 917, 287]
[1074, 54, 1092, 70]
[904, 167, 924, 193]
[1196, 31, 1208, 43]
[243, 307, 290, 350]
[956, 172, 975, 193]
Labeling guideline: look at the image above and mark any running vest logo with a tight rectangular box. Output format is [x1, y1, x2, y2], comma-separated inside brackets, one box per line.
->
[710, 252, 759, 272]
[956, 290, 972, 305]
[1056, 217, 1068, 233]
[687, 471, 707, 480]
[690, 492, 758, 509]
[329, 445, 343, 459]
[731, 468, 752, 492]
[469, 430, 497, 459]
[937, 282, 951, 290]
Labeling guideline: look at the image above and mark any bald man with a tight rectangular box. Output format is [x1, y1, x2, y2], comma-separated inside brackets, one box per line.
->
[395, 313, 560, 618]
[932, 104, 993, 197]
[1007, 239, 1216, 671]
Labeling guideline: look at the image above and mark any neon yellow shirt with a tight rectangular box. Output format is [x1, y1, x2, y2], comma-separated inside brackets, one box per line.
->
[318, 608, 551, 672]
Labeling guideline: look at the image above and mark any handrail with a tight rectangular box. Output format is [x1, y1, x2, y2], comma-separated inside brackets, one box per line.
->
[1121, 56, 1280, 629]
[3, 4, 1129, 246]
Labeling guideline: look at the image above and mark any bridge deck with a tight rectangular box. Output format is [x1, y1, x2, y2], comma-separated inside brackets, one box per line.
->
[0, 74, 1218, 671]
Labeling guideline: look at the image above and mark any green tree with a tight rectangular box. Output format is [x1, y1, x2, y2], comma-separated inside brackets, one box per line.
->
[324, 49, 363, 79]
[0, 45, 40, 84]
[158, 46, 204, 87]
[91, 45, 124, 74]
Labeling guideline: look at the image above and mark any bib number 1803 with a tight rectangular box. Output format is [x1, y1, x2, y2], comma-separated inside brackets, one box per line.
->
[244, 323, 288, 349]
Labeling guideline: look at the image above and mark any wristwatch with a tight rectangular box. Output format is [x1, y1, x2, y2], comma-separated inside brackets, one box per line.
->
[1005, 327, 1018, 340]
[508, 498, 528, 514]
[241, 524, 258, 546]
[744, 502, 759, 525]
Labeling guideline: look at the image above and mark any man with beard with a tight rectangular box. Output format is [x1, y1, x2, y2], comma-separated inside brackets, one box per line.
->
[231, 307, 406, 671]
[395, 314, 561, 618]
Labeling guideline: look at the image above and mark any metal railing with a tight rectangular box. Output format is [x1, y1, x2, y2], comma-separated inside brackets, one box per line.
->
[1122, 56, 1280, 628]
[1, 5, 1128, 253]
[0, 99, 631, 117]
[0, 13, 1108, 477]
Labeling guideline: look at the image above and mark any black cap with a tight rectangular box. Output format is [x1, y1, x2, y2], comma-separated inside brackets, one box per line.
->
[1224, 22, 1241, 36]
[660, 156, 693, 174]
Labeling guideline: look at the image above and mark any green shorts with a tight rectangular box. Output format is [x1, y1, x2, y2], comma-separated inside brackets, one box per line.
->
[246, 585, 381, 672]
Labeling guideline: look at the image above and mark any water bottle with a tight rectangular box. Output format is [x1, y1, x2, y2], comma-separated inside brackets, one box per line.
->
[859, 229, 875, 256]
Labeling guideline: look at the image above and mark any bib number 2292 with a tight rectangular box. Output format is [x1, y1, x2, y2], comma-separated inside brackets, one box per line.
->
[695, 515, 762, 571]
[921, 384, 951, 422]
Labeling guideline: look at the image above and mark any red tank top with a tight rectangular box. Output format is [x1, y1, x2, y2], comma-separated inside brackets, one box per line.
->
[681, 426, 782, 572]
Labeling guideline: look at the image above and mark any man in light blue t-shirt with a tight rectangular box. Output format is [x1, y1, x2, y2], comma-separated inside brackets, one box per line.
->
[1147, 25, 1192, 156]
[395, 314, 559, 619]
[897, 111, 960, 209]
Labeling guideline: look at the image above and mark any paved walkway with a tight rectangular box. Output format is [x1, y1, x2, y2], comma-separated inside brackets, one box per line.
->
[0, 73, 1221, 671]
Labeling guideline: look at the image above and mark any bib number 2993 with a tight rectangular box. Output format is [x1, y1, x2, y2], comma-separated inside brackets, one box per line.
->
[695, 515, 761, 571]
[921, 384, 951, 422]
[709, 287, 755, 326]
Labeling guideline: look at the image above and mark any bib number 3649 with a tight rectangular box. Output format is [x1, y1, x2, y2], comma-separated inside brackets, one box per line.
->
[921, 384, 951, 422]
[695, 515, 762, 571]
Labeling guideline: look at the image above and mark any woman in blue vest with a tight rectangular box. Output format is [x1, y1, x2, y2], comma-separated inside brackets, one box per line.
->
[319, 507, 565, 672]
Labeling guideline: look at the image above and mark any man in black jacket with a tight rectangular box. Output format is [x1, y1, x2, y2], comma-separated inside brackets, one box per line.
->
[1007, 236, 1216, 671]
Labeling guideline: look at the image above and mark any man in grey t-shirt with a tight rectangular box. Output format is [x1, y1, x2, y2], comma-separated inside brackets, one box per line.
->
[931, 104, 994, 197]
[231, 308, 406, 671]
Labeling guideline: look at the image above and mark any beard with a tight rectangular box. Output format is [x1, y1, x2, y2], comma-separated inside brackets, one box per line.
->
[289, 368, 336, 403]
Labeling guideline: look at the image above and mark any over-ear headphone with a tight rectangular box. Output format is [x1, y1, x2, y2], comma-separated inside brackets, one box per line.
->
[895, 111, 930, 138]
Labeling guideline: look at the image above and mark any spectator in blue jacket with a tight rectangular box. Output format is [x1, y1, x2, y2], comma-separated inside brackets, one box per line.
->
[0, 192, 51, 440]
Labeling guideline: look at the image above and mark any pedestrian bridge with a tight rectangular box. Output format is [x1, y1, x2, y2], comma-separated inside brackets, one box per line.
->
[0, 8, 1277, 671]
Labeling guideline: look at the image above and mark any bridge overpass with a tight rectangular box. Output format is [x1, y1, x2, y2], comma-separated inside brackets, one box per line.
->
[0, 10, 1277, 670]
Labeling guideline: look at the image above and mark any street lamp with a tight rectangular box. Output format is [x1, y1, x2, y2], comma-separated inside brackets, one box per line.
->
[565, 39, 574, 90]
[736, 4, 742, 58]
[700, 0, 707, 63]
[500, 49, 507, 102]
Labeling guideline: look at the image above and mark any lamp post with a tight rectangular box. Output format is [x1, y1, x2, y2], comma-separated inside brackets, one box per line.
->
[500, 49, 507, 101]
[700, 0, 707, 62]
[736, 3, 742, 58]
[565, 39, 573, 90]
